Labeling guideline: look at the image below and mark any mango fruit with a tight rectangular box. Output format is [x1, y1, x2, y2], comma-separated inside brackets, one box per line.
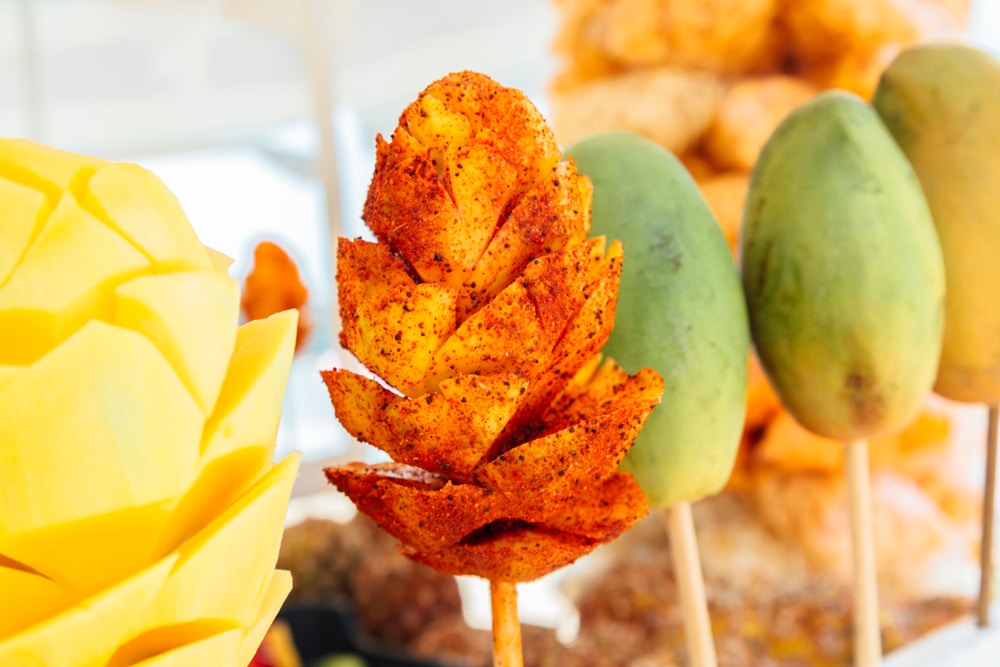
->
[741, 91, 945, 440]
[566, 131, 750, 507]
[0, 138, 299, 666]
[873, 43, 1000, 404]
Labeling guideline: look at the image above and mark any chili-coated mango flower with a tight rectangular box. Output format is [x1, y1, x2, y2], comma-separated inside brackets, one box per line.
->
[0, 138, 299, 666]
[323, 71, 663, 585]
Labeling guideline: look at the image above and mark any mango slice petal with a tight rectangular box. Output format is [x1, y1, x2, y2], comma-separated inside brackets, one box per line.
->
[507, 252, 622, 436]
[0, 564, 73, 639]
[204, 246, 235, 273]
[238, 569, 293, 666]
[0, 554, 177, 667]
[534, 472, 647, 539]
[0, 138, 104, 203]
[0, 499, 175, 599]
[108, 620, 240, 667]
[0, 194, 151, 365]
[0, 321, 201, 535]
[80, 162, 211, 271]
[326, 464, 513, 553]
[126, 628, 243, 667]
[139, 454, 300, 629]
[354, 283, 459, 396]
[364, 132, 467, 286]
[323, 370, 528, 481]
[201, 311, 297, 463]
[426, 281, 549, 386]
[0, 176, 51, 286]
[114, 270, 240, 415]
[476, 405, 648, 501]
[402, 526, 595, 582]
[471, 161, 591, 305]
[153, 445, 270, 558]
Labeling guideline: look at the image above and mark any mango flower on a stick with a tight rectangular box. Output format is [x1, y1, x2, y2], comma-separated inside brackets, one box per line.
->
[323, 71, 662, 587]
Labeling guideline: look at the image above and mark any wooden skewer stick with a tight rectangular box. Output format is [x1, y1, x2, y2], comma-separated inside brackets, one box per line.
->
[667, 502, 717, 667]
[846, 438, 881, 666]
[490, 579, 523, 667]
[978, 404, 999, 627]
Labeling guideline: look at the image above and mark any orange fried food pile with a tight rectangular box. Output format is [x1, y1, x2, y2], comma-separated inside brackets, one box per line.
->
[241, 240, 312, 351]
[323, 71, 663, 582]
[549, 0, 970, 254]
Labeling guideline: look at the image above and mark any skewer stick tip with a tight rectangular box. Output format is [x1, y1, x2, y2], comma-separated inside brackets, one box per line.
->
[490, 579, 523, 667]
[846, 438, 882, 666]
[666, 502, 718, 667]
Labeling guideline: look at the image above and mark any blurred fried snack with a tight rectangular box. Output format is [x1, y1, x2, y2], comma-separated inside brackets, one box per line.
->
[743, 351, 783, 433]
[781, 0, 970, 96]
[552, 0, 782, 80]
[801, 43, 906, 99]
[549, 0, 970, 159]
[702, 74, 819, 172]
[562, 497, 973, 665]
[753, 407, 980, 524]
[750, 466, 976, 597]
[550, 66, 727, 154]
[694, 171, 749, 251]
[737, 402, 980, 602]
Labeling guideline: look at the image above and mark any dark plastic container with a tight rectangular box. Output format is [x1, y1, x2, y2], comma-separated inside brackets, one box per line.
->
[277, 604, 459, 667]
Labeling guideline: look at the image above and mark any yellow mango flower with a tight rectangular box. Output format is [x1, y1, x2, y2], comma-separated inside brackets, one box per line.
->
[0, 138, 299, 667]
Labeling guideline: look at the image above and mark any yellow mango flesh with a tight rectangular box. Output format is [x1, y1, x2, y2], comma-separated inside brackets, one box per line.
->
[0, 321, 201, 536]
[201, 310, 297, 463]
[238, 569, 293, 666]
[0, 194, 151, 365]
[0, 500, 175, 600]
[113, 270, 240, 415]
[205, 246, 235, 272]
[0, 564, 73, 638]
[80, 162, 211, 271]
[108, 621, 241, 667]
[0, 138, 104, 203]
[125, 628, 243, 667]
[139, 453, 299, 629]
[153, 445, 270, 559]
[0, 138, 296, 664]
[0, 176, 50, 285]
[0, 554, 177, 667]
[352, 283, 457, 396]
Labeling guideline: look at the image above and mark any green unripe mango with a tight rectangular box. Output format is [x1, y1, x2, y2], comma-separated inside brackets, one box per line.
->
[873, 43, 1000, 404]
[565, 132, 749, 507]
[741, 90, 945, 441]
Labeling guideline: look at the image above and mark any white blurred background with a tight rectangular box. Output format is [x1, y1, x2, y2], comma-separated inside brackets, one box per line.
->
[2, 0, 998, 472]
